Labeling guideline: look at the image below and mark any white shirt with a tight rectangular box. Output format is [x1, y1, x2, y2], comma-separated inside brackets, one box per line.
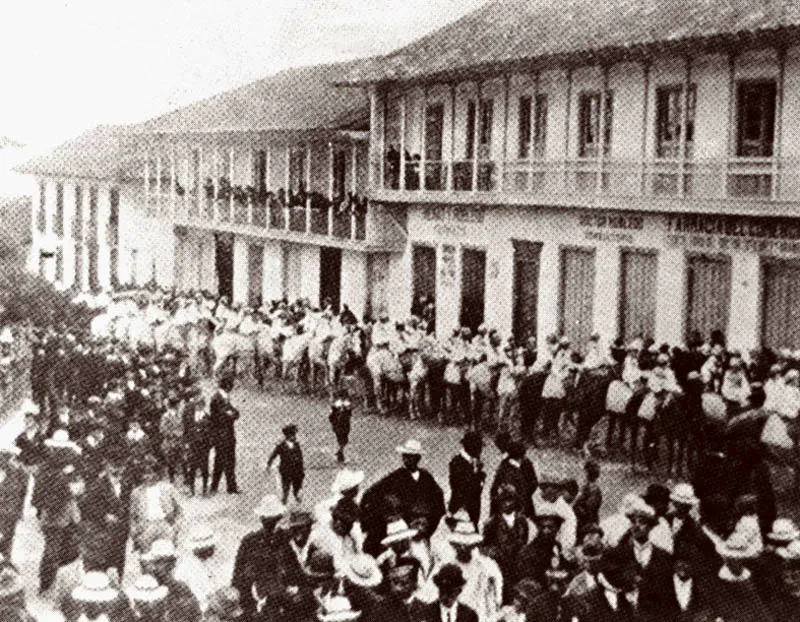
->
[174, 554, 218, 613]
[145, 484, 166, 521]
[633, 540, 653, 568]
[440, 602, 459, 622]
[673, 576, 693, 611]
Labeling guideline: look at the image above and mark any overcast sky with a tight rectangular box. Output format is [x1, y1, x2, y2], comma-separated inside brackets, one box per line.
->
[0, 0, 487, 151]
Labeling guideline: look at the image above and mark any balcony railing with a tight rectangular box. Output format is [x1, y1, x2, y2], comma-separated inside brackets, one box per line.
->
[374, 156, 799, 204]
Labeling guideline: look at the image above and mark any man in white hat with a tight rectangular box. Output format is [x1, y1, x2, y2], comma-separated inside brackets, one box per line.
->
[314, 469, 366, 549]
[174, 526, 219, 613]
[664, 483, 710, 557]
[232, 494, 286, 617]
[360, 440, 445, 557]
[141, 538, 202, 622]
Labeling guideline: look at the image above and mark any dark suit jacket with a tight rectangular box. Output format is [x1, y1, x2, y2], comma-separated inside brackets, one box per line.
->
[489, 458, 536, 517]
[656, 577, 709, 622]
[448, 453, 484, 524]
[209, 390, 239, 448]
[614, 534, 673, 615]
[567, 587, 638, 622]
[232, 529, 282, 615]
[414, 602, 478, 622]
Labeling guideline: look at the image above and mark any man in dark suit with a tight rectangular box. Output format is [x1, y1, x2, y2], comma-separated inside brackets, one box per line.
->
[209, 374, 239, 494]
[657, 545, 708, 622]
[448, 432, 485, 527]
[360, 439, 445, 557]
[489, 440, 536, 518]
[80, 453, 132, 578]
[416, 564, 478, 622]
[567, 549, 639, 622]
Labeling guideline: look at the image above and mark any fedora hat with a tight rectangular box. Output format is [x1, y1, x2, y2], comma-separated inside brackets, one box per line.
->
[433, 564, 466, 591]
[777, 540, 800, 561]
[331, 469, 364, 494]
[768, 518, 800, 544]
[624, 497, 656, 520]
[71, 571, 119, 603]
[344, 554, 383, 588]
[395, 439, 425, 455]
[44, 429, 81, 453]
[254, 494, 286, 519]
[670, 483, 699, 506]
[126, 574, 168, 603]
[276, 511, 314, 532]
[381, 519, 418, 546]
[317, 593, 361, 622]
[447, 518, 483, 546]
[716, 533, 757, 560]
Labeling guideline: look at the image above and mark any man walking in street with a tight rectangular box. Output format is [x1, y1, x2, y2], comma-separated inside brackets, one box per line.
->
[209, 374, 239, 495]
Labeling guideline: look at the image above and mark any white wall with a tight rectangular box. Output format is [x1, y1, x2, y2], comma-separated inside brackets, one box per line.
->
[341, 250, 368, 320]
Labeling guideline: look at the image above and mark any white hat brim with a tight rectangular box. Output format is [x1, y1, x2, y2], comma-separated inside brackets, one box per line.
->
[72, 587, 119, 602]
[447, 534, 483, 546]
[670, 494, 699, 506]
[318, 611, 361, 622]
[344, 568, 382, 588]
[381, 529, 418, 545]
[395, 446, 425, 455]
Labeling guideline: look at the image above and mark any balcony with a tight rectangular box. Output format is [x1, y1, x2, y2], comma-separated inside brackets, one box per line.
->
[371, 156, 800, 217]
[138, 189, 406, 252]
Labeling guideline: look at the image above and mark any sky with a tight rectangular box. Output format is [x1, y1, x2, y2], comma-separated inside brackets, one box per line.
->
[0, 0, 488, 151]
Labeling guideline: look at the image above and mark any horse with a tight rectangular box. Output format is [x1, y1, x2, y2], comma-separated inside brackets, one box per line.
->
[211, 328, 256, 379]
[280, 330, 312, 386]
[308, 330, 336, 391]
[565, 366, 616, 452]
[366, 343, 406, 414]
[326, 328, 363, 390]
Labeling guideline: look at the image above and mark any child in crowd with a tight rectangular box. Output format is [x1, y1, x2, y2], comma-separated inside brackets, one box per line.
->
[267, 423, 305, 505]
[329, 389, 353, 464]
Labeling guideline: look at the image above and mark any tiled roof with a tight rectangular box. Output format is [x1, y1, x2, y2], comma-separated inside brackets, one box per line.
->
[142, 58, 371, 134]
[15, 125, 141, 181]
[341, 0, 800, 84]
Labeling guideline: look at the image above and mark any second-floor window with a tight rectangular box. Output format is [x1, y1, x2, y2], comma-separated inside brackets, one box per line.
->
[332, 149, 346, 200]
[54, 182, 64, 237]
[72, 185, 83, 242]
[578, 91, 613, 158]
[37, 181, 46, 233]
[108, 188, 119, 247]
[519, 94, 548, 159]
[656, 85, 696, 158]
[425, 103, 444, 162]
[254, 149, 267, 192]
[190, 149, 201, 193]
[289, 149, 307, 193]
[736, 81, 776, 157]
[466, 99, 494, 159]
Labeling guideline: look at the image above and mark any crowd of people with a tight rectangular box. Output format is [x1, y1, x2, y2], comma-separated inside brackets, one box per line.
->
[0, 288, 797, 621]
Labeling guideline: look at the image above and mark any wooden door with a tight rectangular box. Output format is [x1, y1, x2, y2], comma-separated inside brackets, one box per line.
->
[513, 240, 541, 344]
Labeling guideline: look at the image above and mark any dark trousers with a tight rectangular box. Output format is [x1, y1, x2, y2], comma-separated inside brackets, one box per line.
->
[211, 443, 238, 493]
[280, 473, 303, 504]
[39, 524, 79, 592]
[0, 519, 17, 560]
[187, 444, 210, 495]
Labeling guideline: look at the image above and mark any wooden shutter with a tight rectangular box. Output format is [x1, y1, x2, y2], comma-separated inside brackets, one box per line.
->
[560, 247, 596, 352]
[686, 254, 731, 343]
[412, 245, 437, 303]
[619, 250, 658, 342]
[762, 259, 800, 350]
[513, 240, 541, 344]
[460, 248, 486, 331]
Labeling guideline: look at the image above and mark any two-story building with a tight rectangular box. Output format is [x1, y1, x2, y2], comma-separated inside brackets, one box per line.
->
[20, 59, 406, 319]
[343, 0, 800, 354]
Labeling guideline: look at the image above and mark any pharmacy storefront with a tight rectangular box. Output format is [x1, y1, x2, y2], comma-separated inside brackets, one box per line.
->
[401, 203, 800, 355]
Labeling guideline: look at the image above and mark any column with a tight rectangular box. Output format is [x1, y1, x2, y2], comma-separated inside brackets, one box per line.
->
[536, 242, 560, 359]
[435, 243, 461, 339]
[43, 181, 56, 282]
[28, 180, 41, 273]
[232, 236, 249, 305]
[229, 147, 235, 221]
[305, 145, 312, 233]
[97, 186, 111, 290]
[341, 250, 368, 321]
[728, 253, 762, 354]
[399, 94, 407, 190]
[299, 245, 321, 305]
[387, 248, 412, 321]
[485, 241, 515, 337]
[63, 181, 76, 288]
[654, 248, 687, 346]
[472, 82, 482, 193]
[328, 142, 335, 235]
[593, 245, 620, 340]
[262, 240, 285, 303]
[369, 87, 381, 189]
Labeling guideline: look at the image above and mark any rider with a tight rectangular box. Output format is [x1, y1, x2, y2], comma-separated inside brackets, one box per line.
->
[371, 310, 394, 349]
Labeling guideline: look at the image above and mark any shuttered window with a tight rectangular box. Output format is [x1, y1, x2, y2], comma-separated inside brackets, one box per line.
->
[559, 247, 596, 352]
[619, 250, 658, 343]
[686, 254, 731, 344]
[513, 240, 542, 344]
[762, 259, 800, 350]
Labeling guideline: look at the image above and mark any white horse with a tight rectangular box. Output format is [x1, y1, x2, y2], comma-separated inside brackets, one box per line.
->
[326, 328, 363, 389]
[281, 330, 312, 383]
[366, 344, 406, 414]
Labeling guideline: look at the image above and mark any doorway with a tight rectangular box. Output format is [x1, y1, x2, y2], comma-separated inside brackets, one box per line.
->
[320, 246, 342, 312]
[215, 232, 234, 300]
[460, 248, 486, 332]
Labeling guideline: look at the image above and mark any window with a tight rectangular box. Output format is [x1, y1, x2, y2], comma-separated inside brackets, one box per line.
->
[656, 85, 696, 158]
[190, 149, 201, 193]
[578, 91, 613, 158]
[518, 96, 532, 158]
[108, 189, 119, 247]
[519, 94, 548, 159]
[254, 149, 267, 192]
[424, 103, 444, 162]
[478, 99, 493, 159]
[533, 94, 548, 158]
[37, 181, 46, 233]
[54, 182, 64, 236]
[72, 185, 83, 241]
[332, 150, 347, 200]
[289, 149, 307, 193]
[736, 81, 776, 157]
[465, 101, 477, 159]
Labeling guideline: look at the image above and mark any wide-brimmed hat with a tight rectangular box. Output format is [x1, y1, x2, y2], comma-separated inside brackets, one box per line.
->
[277, 510, 315, 532]
[254, 494, 286, 519]
[331, 469, 364, 494]
[447, 518, 483, 546]
[395, 439, 425, 455]
[344, 554, 383, 588]
[777, 540, 800, 561]
[126, 574, 168, 602]
[768, 518, 800, 544]
[670, 483, 699, 506]
[71, 571, 119, 603]
[433, 564, 466, 591]
[186, 526, 216, 551]
[716, 533, 757, 560]
[141, 539, 177, 562]
[44, 429, 81, 453]
[381, 519, 418, 545]
[207, 587, 244, 620]
[625, 497, 656, 520]
[317, 593, 361, 622]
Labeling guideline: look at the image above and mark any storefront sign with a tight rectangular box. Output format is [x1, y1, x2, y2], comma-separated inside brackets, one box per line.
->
[578, 212, 644, 244]
[665, 214, 800, 256]
[422, 205, 484, 224]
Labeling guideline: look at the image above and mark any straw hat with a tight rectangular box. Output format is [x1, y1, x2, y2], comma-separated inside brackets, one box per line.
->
[624, 497, 656, 520]
[344, 554, 383, 588]
[276, 511, 315, 532]
[777, 540, 800, 561]
[254, 494, 286, 519]
[317, 593, 361, 622]
[768, 518, 800, 544]
[447, 518, 483, 546]
[126, 574, 168, 602]
[71, 571, 119, 603]
[186, 526, 216, 551]
[331, 469, 364, 494]
[141, 539, 177, 562]
[381, 519, 418, 546]
[395, 439, 425, 455]
[716, 533, 757, 560]
[670, 483, 699, 506]
[44, 429, 81, 453]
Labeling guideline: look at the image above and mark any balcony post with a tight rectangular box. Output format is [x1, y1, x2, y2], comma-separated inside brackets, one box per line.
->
[368, 89, 377, 189]
[379, 90, 386, 190]
[328, 142, 335, 235]
[563, 68, 573, 192]
[155, 155, 162, 213]
[678, 56, 691, 199]
[773, 47, 785, 201]
[530, 72, 540, 191]
[212, 149, 219, 222]
[143, 151, 149, 207]
[352, 142, 359, 240]
[284, 146, 291, 231]
[229, 147, 235, 222]
[448, 83, 456, 191]
[420, 86, 427, 192]
[265, 145, 271, 192]
[472, 80, 482, 194]
[305, 144, 312, 234]
[639, 61, 650, 195]
[596, 66, 609, 196]
[247, 148, 254, 225]
[170, 151, 176, 215]
[500, 74, 510, 192]
[399, 93, 407, 191]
